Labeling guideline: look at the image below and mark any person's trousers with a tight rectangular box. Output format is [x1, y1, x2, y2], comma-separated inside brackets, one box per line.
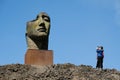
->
[96, 57, 103, 69]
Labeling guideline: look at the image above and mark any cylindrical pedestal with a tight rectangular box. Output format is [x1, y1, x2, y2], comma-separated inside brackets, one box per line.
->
[25, 49, 53, 66]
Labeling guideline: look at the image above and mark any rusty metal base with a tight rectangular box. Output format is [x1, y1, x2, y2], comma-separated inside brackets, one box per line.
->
[25, 49, 53, 66]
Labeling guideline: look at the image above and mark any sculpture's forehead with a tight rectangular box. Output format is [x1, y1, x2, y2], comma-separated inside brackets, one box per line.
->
[37, 12, 49, 18]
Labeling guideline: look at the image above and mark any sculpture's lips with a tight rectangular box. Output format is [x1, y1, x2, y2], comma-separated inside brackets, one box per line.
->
[37, 28, 46, 32]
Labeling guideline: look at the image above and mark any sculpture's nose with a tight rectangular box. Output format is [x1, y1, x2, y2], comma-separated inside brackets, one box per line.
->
[39, 23, 45, 27]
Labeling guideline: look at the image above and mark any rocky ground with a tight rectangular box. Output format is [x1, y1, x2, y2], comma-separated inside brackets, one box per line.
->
[0, 63, 120, 80]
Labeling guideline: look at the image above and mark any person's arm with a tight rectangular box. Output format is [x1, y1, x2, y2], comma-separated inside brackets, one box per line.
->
[102, 52, 104, 58]
[96, 53, 98, 59]
[96, 49, 99, 59]
[96, 49, 98, 59]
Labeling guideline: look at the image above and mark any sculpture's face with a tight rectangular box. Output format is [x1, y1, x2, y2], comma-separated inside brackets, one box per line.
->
[27, 12, 50, 37]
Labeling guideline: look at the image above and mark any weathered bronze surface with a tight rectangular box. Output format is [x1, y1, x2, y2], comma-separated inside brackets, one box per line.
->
[26, 12, 50, 50]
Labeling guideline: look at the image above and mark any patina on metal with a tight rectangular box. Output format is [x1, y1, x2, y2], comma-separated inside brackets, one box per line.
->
[26, 12, 50, 50]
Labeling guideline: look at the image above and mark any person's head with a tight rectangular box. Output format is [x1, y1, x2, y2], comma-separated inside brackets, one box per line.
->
[97, 46, 103, 50]
[101, 46, 103, 50]
[27, 12, 50, 37]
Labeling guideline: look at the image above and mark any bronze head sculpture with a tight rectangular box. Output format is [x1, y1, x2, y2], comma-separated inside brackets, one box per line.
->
[26, 12, 50, 50]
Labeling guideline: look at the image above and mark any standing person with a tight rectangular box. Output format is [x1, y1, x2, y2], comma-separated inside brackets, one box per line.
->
[96, 46, 104, 70]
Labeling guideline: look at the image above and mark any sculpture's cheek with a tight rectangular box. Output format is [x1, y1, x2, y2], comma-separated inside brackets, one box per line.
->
[33, 21, 39, 29]
[45, 22, 50, 31]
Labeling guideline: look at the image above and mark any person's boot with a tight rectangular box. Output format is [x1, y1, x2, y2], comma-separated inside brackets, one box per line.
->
[99, 68, 102, 71]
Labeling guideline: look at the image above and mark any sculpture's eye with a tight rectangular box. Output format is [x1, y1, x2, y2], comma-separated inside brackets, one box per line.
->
[42, 15, 50, 22]
[44, 17, 49, 22]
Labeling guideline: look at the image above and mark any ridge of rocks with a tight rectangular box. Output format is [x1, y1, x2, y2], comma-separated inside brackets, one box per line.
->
[0, 63, 120, 80]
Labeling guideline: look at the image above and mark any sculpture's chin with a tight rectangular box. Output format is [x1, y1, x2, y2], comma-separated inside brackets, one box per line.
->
[37, 32, 48, 36]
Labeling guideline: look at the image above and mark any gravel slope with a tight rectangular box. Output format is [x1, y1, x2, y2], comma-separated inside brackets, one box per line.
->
[0, 63, 120, 80]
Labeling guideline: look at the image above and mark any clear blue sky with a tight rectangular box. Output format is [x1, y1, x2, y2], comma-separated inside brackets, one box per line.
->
[0, 0, 120, 70]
